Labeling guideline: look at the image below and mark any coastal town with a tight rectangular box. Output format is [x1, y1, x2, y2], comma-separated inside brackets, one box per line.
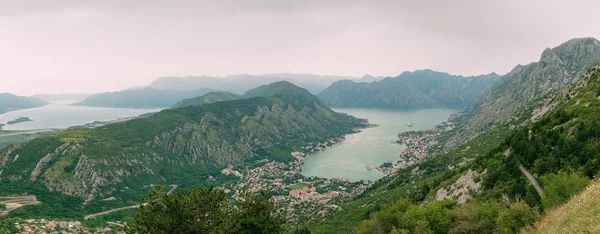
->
[10, 219, 84, 233]
[216, 136, 375, 224]
[377, 121, 455, 175]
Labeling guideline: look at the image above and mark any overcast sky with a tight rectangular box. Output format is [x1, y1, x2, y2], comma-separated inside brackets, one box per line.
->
[2, 0, 599, 95]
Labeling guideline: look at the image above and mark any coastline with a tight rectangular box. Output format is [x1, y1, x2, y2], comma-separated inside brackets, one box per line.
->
[295, 119, 380, 182]
[376, 121, 455, 175]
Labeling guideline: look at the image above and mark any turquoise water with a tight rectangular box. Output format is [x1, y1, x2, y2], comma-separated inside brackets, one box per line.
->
[300, 108, 459, 181]
[0, 101, 163, 130]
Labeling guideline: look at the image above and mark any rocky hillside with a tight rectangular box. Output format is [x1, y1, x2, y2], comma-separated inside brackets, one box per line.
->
[0, 81, 366, 215]
[172, 92, 240, 108]
[73, 87, 217, 108]
[444, 37, 600, 150]
[0, 93, 49, 114]
[317, 70, 501, 109]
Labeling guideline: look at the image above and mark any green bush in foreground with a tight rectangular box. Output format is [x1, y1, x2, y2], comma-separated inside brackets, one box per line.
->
[355, 199, 539, 234]
[128, 185, 284, 234]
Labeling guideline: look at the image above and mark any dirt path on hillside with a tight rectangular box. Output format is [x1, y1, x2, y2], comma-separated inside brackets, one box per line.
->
[504, 148, 544, 198]
[0, 195, 40, 216]
[84, 184, 178, 219]
[519, 165, 545, 199]
[84, 204, 143, 219]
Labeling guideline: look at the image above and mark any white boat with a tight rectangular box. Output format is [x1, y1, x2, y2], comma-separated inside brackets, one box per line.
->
[408, 121, 413, 127]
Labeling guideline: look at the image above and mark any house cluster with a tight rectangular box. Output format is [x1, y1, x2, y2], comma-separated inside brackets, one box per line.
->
[289, 186, 317, 199]
[378, 122, 456, 174]
[14, 219, 82, 233]
[221, 167, 243, 178]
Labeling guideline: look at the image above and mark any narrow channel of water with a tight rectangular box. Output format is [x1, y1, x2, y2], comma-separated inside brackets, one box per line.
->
[300, 108, 459, 181]
[0, 101, 163, 130]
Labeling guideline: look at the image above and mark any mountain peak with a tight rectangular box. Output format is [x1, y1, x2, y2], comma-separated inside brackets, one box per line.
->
[540, 47, 562, 64]
[242, 81, 313, 99]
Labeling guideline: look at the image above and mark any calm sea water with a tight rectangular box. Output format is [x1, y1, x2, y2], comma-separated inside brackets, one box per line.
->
[0, 101, 163, 130]
[300, 108, 460, 181]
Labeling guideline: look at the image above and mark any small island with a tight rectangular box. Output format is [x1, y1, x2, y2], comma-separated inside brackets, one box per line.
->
[7, 117, 33, 125]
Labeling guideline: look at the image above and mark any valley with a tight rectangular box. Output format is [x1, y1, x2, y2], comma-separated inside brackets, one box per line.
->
[3, 7, 600, 232]
[301, 108, 459, 180]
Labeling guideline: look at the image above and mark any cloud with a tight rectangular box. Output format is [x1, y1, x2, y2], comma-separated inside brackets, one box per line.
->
[1, 0, 599, 95]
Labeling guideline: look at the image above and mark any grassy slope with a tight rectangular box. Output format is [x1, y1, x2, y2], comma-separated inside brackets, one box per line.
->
[523, 180, 600, 234]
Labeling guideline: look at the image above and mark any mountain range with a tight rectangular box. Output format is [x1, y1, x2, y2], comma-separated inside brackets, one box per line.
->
[73, 87, 217, 108]
[317, 70, 501, 109]
[31, 93, 92, 102]
[442, 37, 600, 151]
[0, 81, 366, 217]
[310, 38, 600, 233]
[149, 73, 359, 94]
[0, 93, 49, 114]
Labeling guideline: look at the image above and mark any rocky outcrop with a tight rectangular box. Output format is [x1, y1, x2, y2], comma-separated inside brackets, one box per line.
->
[435, 169, 486, 204]
[444, 38, 600, 150]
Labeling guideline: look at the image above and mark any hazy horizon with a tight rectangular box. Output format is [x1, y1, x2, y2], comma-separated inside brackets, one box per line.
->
[3, 0, 600, 96]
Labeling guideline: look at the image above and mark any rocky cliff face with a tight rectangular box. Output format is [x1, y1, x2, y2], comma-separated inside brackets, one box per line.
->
[0, 82, 366, 204]
[444, 37, 600, 150]
[317, 70, 501, 109]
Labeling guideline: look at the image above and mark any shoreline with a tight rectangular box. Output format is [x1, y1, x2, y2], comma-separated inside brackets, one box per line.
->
[295, 120, 381, 182]
[376, 121, 455, 175]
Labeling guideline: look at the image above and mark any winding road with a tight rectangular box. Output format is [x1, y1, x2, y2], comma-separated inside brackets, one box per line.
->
[519, 165, 544, 198]
[504, 148, 544, 198]
[84, 184, 178, 220]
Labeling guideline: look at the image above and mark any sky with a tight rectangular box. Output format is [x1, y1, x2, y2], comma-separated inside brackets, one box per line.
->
[2, 0, 600, 96]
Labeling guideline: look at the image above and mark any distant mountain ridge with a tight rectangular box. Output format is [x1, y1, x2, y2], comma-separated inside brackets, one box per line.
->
[149, 73, 358, 94]
[31, 93, 92, 102]
[0, 93, 49, 114]
[317, 70, 501, 109]
[73, 87, 217, 108]
[172, 81, 321, 109]
[443, 37, 600, 150]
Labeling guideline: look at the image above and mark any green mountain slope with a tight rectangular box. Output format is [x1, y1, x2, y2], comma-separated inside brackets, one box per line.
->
[313, 62, 600, 233]
[317, 70, 501, 109]
[73, 87, 217, 108]
[443, 37, 600, 151]
[171, 92, 240, 108]
[0, 81, 366, 218]
[0, 93, 49, 114]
